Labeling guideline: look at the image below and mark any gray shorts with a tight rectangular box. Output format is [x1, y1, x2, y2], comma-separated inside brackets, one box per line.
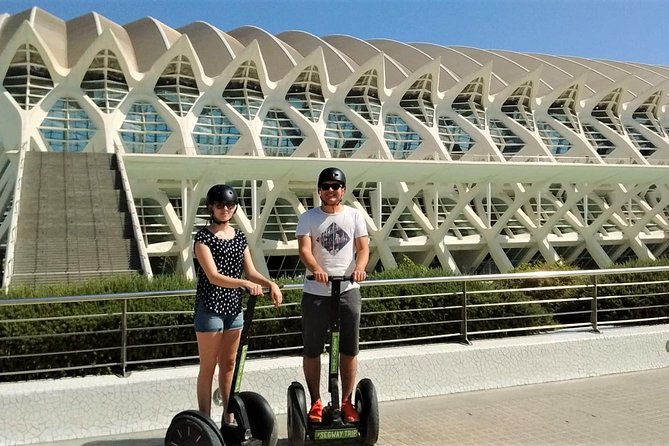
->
[301, 288, 361, 357]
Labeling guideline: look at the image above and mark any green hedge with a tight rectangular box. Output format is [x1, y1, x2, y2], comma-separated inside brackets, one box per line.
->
[1, 258, 667, 381]
[594, 258, 669, 324]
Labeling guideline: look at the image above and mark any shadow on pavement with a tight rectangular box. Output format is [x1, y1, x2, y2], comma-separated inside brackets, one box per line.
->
[79, 439, 162, 446]
[77, 437, 358, 446]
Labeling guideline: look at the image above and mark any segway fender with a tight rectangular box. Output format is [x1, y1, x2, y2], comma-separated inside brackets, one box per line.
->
[222, 394, 250, 445]
[239, 391, 278, 446]
[287, 382, 307, 446]
[355, 378, 380, 445]
[164, 410, 224, 446]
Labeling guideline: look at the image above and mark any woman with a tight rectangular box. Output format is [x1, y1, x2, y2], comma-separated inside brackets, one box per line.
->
[193, 184, 282, 422]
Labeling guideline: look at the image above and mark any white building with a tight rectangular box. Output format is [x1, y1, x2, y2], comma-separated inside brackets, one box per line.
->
[1, 7, 669, 281]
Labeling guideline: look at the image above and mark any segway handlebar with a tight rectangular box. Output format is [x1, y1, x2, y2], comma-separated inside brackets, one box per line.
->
[305, 275, 354, 282]
[243, 287, 270, 295]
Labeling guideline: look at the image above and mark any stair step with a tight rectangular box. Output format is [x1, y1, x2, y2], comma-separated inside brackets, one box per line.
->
[12, 152, 142, 284]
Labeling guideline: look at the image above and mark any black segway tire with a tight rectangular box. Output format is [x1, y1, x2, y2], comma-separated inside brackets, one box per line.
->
[164, 410, 224, 446]
[355, 379, 379, 445]
[287, 382, 307, 446]
[239, 391, 278, 446]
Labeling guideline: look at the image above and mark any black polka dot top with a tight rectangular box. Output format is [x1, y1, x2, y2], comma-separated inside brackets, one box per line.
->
[194, 227, 247, 316]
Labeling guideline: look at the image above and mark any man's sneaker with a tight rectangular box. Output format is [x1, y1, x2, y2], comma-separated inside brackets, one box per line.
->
[341, 397, 359, 423]
[308, 399, 323, 423]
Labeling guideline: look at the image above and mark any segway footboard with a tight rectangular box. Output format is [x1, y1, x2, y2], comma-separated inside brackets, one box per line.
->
[309, 425, 359, 442]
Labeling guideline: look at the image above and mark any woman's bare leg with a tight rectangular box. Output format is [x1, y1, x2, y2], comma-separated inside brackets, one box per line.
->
[196, 331, 224, 416]
[217, 328, 242, 424]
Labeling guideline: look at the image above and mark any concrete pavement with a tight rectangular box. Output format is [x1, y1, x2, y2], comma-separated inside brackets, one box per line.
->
[37, 367, 669, 446]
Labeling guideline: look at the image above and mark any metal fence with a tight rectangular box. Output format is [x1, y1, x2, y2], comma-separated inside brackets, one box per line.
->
[1, 266, 668, 380]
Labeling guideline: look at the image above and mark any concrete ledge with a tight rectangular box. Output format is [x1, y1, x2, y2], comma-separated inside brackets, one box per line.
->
[2, 324, 668, 445]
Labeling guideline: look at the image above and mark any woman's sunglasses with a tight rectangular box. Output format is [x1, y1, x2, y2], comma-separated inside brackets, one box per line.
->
[320, 183, 343, 191]
[214, 202, 237, 209]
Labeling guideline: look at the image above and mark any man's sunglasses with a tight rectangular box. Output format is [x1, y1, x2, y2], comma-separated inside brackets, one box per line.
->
[320, 183, 343, 191]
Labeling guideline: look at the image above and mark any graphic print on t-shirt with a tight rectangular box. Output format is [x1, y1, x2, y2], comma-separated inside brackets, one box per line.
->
[316, 222, 351, 255]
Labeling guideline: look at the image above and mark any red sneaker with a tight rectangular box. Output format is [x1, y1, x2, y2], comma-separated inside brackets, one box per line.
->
[341, 397, 359, 423]
[308, 399, 323, 423]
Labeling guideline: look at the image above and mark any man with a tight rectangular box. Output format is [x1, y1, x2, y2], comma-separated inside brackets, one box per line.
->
[296, 167, 369, 423]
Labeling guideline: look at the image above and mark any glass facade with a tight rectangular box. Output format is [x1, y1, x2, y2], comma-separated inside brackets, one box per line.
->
[3, 44, 53, 110]
[120, 102, 172, 153]
[632, 91, 665, 137]
[583, 124, 615, 157]
[193, 106, 240, 155]
[624, 125, 656, 157]
[501, 81, 535, 131]
[39, 98, 96, 152]
[154, 55, 200, 117]
[452, 77, 486, 129]
[286, 65, 325, 122]
[260, 108, 303, 156]
[537, 121, 571, 156]
[223, 60, 264, 120]
[547, 85, 581, 133]
[489, 119, 524, 156]
[384, 114, 421, 159]
[81, 49, 129, 113]
[437, 117, 474, 157]
[345, 69, 382, 125]
[400, 74, 434, 126]
[324, 111, 365, 157]
[591, 88, 624, 135]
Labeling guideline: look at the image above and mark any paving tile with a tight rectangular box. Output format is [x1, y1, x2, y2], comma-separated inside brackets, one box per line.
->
[35, 367, 669, 446]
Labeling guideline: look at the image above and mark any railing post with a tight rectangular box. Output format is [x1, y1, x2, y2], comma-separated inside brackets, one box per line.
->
[460, 281, 471, 344]
[120, 298, 129, 376]
[591, 276, 600, 333]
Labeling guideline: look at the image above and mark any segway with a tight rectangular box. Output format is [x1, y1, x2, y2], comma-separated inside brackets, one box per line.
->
[287, 276, 379, 446]
[165, 290, 278, 446]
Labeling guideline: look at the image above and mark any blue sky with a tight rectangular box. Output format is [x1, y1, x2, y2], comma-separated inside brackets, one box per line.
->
[2, 0, 668, 66]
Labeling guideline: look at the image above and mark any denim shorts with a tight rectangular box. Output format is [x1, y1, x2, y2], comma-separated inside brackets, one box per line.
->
[301, 288, 361, 357]
[194, 301, 244, 332]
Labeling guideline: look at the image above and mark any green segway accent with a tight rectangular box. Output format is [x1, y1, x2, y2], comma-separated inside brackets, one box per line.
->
[330, 332, 340, 374]
[313, 427, 358, 441]
[233, 344, 248, 393]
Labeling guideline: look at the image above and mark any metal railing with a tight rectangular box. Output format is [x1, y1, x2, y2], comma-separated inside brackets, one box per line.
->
[2, 142, 27, 291]
[112, 144, 153, 278]
[1, 266, 668, 380]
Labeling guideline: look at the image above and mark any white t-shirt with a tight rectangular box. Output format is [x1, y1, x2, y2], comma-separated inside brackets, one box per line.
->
[296, 205, 368, 296]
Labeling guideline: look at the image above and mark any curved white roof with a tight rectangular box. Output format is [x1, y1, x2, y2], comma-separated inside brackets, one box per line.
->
[0, 6, 667, 99]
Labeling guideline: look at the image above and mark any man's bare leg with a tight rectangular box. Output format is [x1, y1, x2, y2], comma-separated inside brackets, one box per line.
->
[340, 353, 358, 401]
[303, 355, 322, 404]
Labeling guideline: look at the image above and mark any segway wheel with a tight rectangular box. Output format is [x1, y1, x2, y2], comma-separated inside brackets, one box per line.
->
[287, 382, 307, 446]
[164, 410, 224, 446]
[355, 379, 379, 445]
[239, 391, 278, 446]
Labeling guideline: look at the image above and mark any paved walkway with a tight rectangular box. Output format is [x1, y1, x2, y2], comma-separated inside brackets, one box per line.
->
[39, 367, 669, 446]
